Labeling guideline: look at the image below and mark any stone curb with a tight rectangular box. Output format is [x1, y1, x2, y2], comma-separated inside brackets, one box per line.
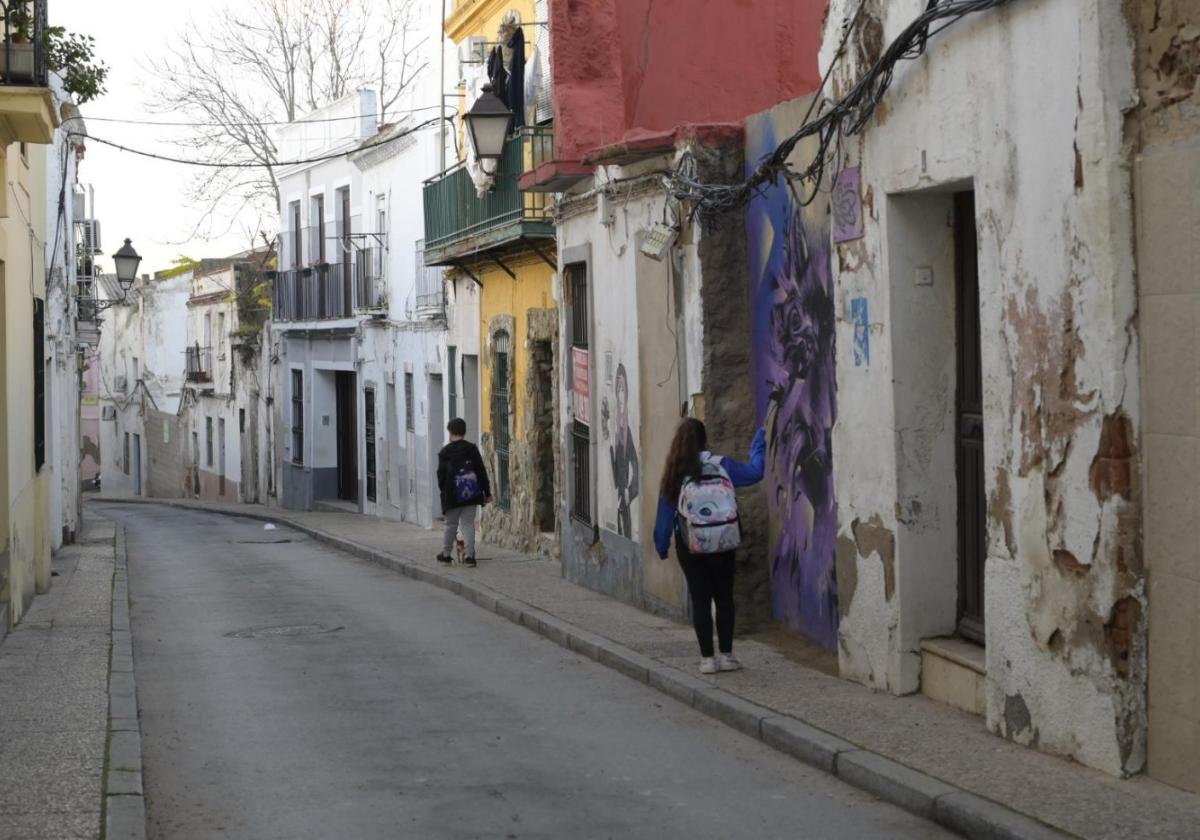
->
[105, 524, 147, 840]
[94, 498, 1077, 840]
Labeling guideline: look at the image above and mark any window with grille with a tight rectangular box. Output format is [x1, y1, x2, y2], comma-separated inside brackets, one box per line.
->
[571, 421, 590, 524]
[404, 372, 414, 432]
[123, 433, 130, 475]
[448, 346, 458, 420]
[33, 298, 45, 470]
[365, 388, 377, 503]
[206, 417, 214, 466]
[291, 369, 304, 464]
[289, 202, 302, 267]
[567, 263, 591, 524]
[492, 331, 512, 510]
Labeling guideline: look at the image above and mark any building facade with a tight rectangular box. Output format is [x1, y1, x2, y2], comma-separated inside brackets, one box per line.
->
[0, 46, 58, 630]
[180, 256, 273, 504]
[811, 0, 1142, 777]
[351, 117, 450, 527]
[272, 74, 454, 524]
[426, 0, 560, 556]
[44, 78, 86, 549]
[547, 0, 826, 620]
[272, 91, 381, 513]
[97, 269, 191, 499]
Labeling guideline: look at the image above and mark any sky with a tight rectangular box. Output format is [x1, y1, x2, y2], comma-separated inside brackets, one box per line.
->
[54, 0, 263, 277]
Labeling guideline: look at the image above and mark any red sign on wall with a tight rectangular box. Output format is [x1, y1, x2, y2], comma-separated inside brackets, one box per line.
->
[572, 347, 590, 425]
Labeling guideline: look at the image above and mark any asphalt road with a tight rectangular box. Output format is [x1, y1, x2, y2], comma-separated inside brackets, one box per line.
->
[103, 503, 953, 840]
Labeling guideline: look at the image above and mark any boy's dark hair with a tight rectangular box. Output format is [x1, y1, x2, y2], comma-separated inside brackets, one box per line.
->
[447, 417, 467, 437]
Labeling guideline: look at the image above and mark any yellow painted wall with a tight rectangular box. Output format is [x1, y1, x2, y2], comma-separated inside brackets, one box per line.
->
[2, 138, 52, 624]
[478, 256, 554, 442]
[447, 0, 538, 50]
[446, 0, 540, 164]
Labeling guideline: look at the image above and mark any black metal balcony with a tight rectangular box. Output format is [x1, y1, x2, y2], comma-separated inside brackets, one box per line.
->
[421, 131, 554, 267]
[1, 0, 47, 88]
[272, 261, 372, 323]
[185, 345, 213, 383]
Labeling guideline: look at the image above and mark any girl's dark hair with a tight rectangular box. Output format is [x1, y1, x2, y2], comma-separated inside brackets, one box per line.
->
[660, 418, 707, 500]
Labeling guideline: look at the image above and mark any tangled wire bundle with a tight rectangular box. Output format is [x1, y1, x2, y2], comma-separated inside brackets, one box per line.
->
[665, 0, 1018, 218]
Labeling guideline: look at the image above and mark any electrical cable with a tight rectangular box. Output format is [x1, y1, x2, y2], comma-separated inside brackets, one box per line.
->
[666, 0, 1017, 218]
[79, 102, 455, 128]
[67, 114, 453, 169]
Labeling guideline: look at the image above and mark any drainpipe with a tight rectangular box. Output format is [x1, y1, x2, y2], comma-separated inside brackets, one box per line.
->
[439, 0, 447, 172]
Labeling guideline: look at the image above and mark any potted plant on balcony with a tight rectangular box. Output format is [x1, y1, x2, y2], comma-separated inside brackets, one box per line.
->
[3, 0, 36, 81]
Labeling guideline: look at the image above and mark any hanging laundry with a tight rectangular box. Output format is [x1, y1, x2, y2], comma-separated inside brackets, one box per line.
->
[506, 25, 526, 129]
[487, 46, 509, 107]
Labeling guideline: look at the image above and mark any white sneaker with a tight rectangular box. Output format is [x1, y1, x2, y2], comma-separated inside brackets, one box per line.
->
[699, 657, 717, 675]
[717, 653, 743, 672]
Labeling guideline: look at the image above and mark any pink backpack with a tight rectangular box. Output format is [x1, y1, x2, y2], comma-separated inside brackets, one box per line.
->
[676, 454, 742, 554]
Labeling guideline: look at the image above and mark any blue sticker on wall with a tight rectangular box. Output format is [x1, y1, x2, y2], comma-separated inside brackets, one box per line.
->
[851, 297, 869, 368]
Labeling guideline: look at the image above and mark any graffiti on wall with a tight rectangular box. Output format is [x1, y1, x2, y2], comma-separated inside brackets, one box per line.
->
[598, 345, 641, 540]
[747, 102, 839, 650]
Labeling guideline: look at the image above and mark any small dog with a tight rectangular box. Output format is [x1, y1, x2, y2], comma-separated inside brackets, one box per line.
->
[455, 537, 466, 565]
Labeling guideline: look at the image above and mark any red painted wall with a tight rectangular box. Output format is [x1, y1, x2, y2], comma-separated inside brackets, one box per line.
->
[550, 0, 827, 162]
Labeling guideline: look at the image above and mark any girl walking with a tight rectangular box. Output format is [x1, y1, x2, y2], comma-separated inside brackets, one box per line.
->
[654, 418, 765, 674]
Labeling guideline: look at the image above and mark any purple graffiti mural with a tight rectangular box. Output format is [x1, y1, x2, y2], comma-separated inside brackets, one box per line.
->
[748, 110, 839, 650]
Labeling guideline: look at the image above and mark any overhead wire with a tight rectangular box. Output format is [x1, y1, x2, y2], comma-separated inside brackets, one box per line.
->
[80, 102, 453, 128]
[665, 0, 1018, 219]
[68, 114, 454, 169]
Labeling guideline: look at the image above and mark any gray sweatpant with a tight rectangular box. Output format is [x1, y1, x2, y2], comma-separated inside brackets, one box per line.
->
[442, 505, 478, 558]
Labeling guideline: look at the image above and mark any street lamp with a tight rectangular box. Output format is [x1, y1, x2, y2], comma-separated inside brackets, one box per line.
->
[464, 84, 513, 166]
[112, 238, 142, 294]
[85, 238, 142, 313]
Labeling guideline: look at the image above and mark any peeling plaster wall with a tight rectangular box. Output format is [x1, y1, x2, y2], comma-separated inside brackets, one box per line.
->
[1128, 0, 1200, 794]
[556, 170, 686, 616]
[820, 0, 1143, 775]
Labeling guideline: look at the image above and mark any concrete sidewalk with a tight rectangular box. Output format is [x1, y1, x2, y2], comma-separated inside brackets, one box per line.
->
[0, 513, 144, 840]
[96, 496, 1200, 840]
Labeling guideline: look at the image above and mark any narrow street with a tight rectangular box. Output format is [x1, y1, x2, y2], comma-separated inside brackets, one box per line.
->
[101, 502, 950, 840]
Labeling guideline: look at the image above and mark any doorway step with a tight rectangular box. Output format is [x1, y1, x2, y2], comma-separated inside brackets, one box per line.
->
[313, 499, 359, 515]
[920, 636, 985, 716]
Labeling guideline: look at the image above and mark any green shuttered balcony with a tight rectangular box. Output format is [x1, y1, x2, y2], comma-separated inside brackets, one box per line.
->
[421, 132, 554, 267]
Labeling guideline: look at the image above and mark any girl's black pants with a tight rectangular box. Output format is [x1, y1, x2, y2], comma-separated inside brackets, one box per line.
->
[677, 546, 736, 658]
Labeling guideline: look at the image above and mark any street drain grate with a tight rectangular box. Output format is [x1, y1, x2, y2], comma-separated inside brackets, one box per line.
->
[225, 623, 344, 639]
[232, 538, 295, 544]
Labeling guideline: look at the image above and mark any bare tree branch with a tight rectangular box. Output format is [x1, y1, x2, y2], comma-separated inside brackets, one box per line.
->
[150, 0, 428, 240]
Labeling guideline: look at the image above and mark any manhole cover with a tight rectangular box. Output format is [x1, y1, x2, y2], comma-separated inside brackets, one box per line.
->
[225, 623, 343, 639]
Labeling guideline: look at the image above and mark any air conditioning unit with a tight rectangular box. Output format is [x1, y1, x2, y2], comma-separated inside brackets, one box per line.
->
[80, 220, 101, 255]
[72, 191, 86, 221]
[458, 36, 487, 68]
[102, 405, 116, 420]
[114, 375, 127, 393]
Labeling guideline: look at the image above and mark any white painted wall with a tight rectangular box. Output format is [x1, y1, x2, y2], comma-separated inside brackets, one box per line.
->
[45, 82, 84, 547]
[820, 0, 1141, 775]
[98, 268, 191, 496]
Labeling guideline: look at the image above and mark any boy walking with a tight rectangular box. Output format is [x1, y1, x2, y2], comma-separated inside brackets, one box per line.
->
[436, 418, 491, 568]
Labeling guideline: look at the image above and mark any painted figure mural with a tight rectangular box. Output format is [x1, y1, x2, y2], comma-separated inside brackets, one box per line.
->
[609, 362, 639, 538]
[747, 103, 839, 650]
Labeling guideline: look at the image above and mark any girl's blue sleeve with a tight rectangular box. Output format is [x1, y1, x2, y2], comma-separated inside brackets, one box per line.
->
[653, 496, 675, 559]
[722, 428, 766, 488]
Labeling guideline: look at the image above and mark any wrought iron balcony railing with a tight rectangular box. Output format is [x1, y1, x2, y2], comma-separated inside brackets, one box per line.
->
[185, 345, 213, 383]
[272, 259, 385, 323]
[421, 131, 554, 266]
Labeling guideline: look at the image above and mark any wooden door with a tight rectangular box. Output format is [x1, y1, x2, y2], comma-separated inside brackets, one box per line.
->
[955, 191, 986, 643]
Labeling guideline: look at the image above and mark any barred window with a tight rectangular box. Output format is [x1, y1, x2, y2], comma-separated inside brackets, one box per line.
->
[291, 369, 304, 464]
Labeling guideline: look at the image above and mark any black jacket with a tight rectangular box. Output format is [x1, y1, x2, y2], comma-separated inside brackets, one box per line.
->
[437, 439, 491, 511]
